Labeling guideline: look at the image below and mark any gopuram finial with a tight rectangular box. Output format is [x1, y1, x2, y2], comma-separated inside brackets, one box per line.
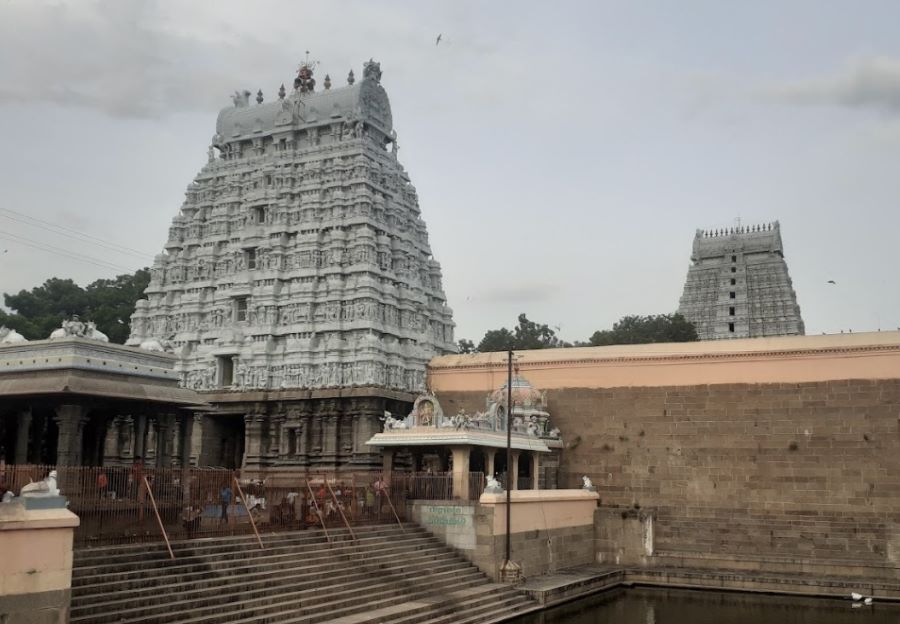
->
[324, 74, 332, 90]
[294, 58, 317, 94]
[256, 89, 264, 104]
[278, 83, 286, 100]
[347, 69, 355, 85]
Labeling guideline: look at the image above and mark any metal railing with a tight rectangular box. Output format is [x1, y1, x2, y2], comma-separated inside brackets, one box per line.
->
[0, 465, 412, 547]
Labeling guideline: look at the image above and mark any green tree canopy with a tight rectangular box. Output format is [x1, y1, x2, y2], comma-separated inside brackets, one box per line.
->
[588, 313, 698, 346]
[474, 313, 570, 353]
[0, 269, 150, 344]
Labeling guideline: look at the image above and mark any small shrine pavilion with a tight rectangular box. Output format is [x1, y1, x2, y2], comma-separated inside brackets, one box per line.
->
[366, 375, 562, 498]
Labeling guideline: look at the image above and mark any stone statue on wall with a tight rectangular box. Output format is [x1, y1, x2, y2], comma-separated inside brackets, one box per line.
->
[0, 326, 27, 344]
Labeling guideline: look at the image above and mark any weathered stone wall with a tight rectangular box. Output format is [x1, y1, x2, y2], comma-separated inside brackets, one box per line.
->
[438, 379, 900, 578]
[0, 501, 80, 624]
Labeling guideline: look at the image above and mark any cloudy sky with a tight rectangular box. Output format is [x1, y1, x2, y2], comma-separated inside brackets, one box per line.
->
[1, 0, 899, 343]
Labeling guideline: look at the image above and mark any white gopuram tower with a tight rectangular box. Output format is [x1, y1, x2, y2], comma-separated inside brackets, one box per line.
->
[128, 59, 455, 472]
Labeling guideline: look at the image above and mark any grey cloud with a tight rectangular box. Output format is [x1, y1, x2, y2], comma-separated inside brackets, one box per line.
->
[473, 281, 559, 305]
[770, 56, 900, 115]
[0, 1, 269, 119]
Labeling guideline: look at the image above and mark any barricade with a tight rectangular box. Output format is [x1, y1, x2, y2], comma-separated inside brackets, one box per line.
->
[0, 464, 484, 546]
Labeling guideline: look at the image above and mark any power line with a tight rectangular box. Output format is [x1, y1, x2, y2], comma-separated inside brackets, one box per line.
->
[0, 232, 136, 273]
[0, 207, 156, 260]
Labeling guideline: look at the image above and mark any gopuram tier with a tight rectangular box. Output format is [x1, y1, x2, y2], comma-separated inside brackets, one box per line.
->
[127, 59, 456, 475]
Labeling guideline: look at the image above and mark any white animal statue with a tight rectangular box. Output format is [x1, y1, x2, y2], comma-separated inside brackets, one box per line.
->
[548, 427, 561, 439]
[382, 415, 408, 430]
[0, 326, 27, 344]
[20, 470, 60, 498]
[86, 322, 109, 342]
[139, 339, 165, 352]
[486, 475, 502, 490]
[526, 422, 539, 437]
[582, 475, 594, 490]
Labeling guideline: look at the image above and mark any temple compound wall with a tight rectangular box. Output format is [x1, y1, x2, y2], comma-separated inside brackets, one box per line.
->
[428, 332, 900, 580]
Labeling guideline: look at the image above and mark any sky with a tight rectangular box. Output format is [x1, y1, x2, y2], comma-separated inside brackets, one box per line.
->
[1, 0, 899, 343]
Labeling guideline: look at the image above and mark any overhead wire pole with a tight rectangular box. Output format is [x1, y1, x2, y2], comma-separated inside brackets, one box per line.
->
[505, 349, 513, 568]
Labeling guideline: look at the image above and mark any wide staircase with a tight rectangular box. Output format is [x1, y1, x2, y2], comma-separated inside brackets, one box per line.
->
[70, 523, 538, 624]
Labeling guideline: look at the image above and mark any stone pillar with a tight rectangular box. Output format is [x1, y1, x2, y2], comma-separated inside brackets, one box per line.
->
[53, 404, 86, 467]
[133, 413, 147, 460]
[179, 413, 194, 469]
[381, 449, 394, 482]
[242, 413, 264, 470]
[450, 446, 471, 500]
[352, 401, 383, 469]
[190, 413, 203, 466]
[270, 411, 286, 463]
[14, 408, 31, 465]
[119, 416, 134, 463]
[511, 451, 520, 491]
[155, 416, 174, 468]
[485, 449, 496, 480]
[532, 453, 540, 490]
[103, 417, 121, 464]
[321, 400, 339, 465]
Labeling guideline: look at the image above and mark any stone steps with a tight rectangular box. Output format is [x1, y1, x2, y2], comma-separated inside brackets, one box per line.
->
[70, 523, 537, 624]
[73, 547, 464, 621]
[74, 531, 439, 591]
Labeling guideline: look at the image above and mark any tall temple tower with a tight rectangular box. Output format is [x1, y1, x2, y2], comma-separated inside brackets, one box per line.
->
[678, 222, 804, 340]
[127, 59, 455, 472]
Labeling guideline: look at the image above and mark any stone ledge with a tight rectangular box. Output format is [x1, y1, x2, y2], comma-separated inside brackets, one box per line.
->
[479, 489, 600, 504]
[0, 506, 80, 531]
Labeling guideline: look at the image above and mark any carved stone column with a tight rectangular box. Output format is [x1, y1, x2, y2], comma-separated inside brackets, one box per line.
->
[155, 415, 174, 469]
[351, 398, 383, 469]
[119, 416, 134, 463]
[179, 413, 194, 469]
[133, 413, 147, 460]
[298, 406, 311, 466]
[320, 400, 339, 466]
[269, 407, 286, 464]
[190, 413, 203, 466]
[54, 404, 87, 466]
[14, 407, 32, 465]
[103, 416, 121, 465]
[242, 408, 266, 470]
[532, 452, 541, 490]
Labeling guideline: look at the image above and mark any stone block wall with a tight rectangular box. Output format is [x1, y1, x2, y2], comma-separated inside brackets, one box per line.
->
[410, 501, 477, 555]
[412, 492, 598, 581]
[438, 379, 900, 578]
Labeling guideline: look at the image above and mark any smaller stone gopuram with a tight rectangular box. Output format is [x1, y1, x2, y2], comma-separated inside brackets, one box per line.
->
[678, 222, 805, 340]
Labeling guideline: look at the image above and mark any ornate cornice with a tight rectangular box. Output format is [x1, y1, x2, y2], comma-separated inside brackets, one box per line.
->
[429, 343, 900, 373]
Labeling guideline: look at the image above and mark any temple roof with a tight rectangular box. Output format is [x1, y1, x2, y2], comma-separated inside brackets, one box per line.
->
[215, 62, 393, 144]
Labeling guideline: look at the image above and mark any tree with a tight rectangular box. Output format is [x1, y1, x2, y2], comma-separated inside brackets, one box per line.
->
[0, 269, 150, 344]
[588, 313, 698, 346]
[457, 338, 476, 354]
[475, 314, 570, 353]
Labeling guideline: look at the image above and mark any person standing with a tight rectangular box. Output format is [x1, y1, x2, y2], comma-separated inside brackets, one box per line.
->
[220, 484, 233, 524]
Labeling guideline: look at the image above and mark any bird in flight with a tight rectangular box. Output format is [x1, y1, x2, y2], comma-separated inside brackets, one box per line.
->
[827, 280, 836, 284]
[435, 34, 442, 46]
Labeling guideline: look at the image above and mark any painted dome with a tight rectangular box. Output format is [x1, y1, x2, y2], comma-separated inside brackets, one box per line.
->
[490, 375, 545, 409]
